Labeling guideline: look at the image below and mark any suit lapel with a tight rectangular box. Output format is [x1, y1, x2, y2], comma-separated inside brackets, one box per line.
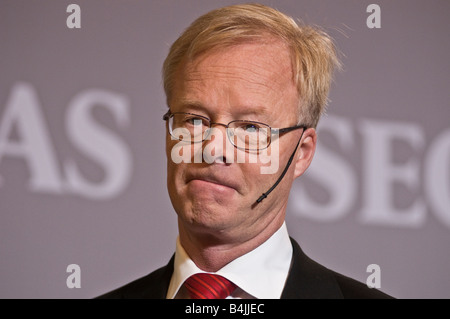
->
[281, 238, 344, 299]
[142, 255, 175, 298]
[118, 255, 174, 299]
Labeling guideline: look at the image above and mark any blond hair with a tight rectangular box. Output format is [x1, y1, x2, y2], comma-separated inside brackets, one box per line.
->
[162, 3, 341, 128]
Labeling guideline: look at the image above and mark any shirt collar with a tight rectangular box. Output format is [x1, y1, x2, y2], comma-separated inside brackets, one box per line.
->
[166, 222, 293, 299]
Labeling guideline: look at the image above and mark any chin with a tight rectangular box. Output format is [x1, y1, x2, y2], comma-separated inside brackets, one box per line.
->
[179, 201, 240, 234]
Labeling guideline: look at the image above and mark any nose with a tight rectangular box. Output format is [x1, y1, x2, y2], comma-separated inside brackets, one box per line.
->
[203, 123, 232, 164]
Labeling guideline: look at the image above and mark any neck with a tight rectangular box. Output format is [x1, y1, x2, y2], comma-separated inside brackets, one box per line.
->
[178, 212, 285, 272]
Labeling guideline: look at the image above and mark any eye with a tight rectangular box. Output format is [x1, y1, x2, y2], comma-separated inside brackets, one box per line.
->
[242, 123, 259, 133]
[185, 116, 207, 127]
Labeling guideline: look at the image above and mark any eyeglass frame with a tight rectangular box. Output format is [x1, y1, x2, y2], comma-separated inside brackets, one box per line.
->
[163, 110, 307, 151]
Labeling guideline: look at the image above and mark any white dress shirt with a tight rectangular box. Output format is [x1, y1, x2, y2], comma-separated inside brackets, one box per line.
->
[166, 222, 293, 299]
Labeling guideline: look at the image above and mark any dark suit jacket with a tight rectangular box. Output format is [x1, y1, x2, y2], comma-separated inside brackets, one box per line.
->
[97, 238, 393, 299]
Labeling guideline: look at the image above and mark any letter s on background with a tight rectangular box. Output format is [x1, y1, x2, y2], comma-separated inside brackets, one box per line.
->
[64, 89, 132, 200]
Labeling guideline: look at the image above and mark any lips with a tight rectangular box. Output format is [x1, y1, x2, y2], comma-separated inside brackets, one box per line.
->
[186, 172, 240, 192]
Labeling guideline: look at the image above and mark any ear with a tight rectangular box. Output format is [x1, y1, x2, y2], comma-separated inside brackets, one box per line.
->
[293, 128, 317, 179]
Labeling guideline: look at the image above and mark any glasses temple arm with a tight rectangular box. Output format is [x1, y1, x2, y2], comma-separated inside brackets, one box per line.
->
[271, 125, 307, 135]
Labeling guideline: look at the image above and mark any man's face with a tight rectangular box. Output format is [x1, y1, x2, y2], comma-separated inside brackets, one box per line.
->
[166, 38, 309, 243]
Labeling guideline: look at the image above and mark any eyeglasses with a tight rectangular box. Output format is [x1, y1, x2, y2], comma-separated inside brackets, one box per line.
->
[163, 110, 307, 151]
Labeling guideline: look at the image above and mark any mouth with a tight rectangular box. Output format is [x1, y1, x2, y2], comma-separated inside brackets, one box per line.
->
[186, 173, 239, 193]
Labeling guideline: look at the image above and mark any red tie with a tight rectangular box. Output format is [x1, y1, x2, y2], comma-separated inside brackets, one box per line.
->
[184, 273, 237, 299]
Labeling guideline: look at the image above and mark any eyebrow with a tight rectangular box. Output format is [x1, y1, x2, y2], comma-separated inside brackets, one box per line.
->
[171, 99, 206, 113]
[172, 99, 270, 121]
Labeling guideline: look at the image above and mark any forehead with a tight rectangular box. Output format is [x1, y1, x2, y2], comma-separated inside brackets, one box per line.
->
[170, 39, 298, 118]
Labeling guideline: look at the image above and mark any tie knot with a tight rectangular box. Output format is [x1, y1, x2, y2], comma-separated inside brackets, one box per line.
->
[185, 273, 237, 299]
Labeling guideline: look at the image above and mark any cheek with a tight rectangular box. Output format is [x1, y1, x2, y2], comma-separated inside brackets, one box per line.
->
[166, 162, 189, 215]
[166, 159, 185, 188]
[242, 143, 282, 177]
[166, 139, 187, 193]
[239, 161, 268, 190]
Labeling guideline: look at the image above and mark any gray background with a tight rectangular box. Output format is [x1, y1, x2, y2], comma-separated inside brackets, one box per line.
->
[1, 0, 449, 299]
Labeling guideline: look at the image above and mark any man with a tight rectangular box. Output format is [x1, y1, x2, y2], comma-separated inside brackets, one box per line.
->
[99, 3, 392, 299]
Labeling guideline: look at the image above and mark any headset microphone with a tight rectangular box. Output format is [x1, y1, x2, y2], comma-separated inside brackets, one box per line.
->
[256, 131, 304, 204]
